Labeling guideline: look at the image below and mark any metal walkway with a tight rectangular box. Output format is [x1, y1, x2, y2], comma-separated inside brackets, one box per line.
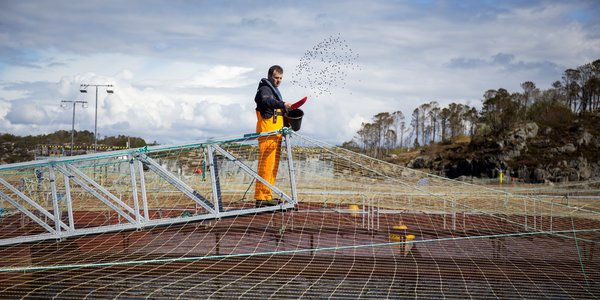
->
[0, 129, 298, 246]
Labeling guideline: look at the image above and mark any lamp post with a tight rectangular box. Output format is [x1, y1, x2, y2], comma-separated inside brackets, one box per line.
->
[79, 84, 114, 152]
[61, 100, 88, 156]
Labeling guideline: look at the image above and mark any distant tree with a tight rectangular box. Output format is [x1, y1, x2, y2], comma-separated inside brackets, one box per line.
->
[428, 102, 440, 143]
[391, 110, 405, 148]
[520, 81, 539, 111]
[356, 122, 378, 156]
[439, 107, 450, 143]
[587, 76, 600, 111]
[384, 129, 397, 151]
[447, 102, 467, 139]
[341, 139, 361, 152]
[418, 103, 431, 145]
[562, 69, 581, 112]
[398, 120, 408, 147]
[0, 133, 19, 143]
[592, 59, 600, 110]
[463, 106, 479, 137]
[528, 98, 574, 127]
[480, 88, 519, 134]
[373, 112, 393, 155]
[411, 108, 420, 147]
[579, 60, 600, 111]
[541, 81, 566, 104]
[100, 135, 146, 148]
[578, 62, 595, 112]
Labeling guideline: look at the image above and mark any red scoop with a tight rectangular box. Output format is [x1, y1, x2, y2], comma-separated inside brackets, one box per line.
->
[290, 96, 307, 110]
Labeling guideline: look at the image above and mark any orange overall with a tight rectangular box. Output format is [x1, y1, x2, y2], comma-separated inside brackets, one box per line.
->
[255, 110, 283, 201]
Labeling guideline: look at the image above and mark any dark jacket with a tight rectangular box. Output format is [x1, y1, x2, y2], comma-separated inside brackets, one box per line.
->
[255, 78, 285, 119]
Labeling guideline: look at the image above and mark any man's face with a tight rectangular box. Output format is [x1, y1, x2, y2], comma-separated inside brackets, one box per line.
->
[269, 71, 283, 87]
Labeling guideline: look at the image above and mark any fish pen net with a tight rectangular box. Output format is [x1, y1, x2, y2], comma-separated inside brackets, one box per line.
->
[0, 131, 599, 299]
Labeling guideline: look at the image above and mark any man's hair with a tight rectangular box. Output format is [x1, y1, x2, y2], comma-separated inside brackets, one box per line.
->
[268, 65, 283, 77]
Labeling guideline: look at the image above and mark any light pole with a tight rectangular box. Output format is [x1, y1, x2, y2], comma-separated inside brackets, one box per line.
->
[61, 100, 88, 156]
[79, 84, 114, 152]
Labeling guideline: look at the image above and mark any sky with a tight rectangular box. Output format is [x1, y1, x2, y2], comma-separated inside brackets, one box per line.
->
[1, 0, 599, 145]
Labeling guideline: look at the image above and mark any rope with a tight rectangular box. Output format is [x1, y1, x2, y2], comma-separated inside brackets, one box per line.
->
[239, 178, 255, 201]
[571, 216, 590, 287]
[1, 228, 598, 273]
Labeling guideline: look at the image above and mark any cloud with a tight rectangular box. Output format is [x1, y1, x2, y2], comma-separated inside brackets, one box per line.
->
[0, 0, 598, 145]
[0, 100, 10, 119]
[6, 103, 49, 125]
[180, 65, 254, 88]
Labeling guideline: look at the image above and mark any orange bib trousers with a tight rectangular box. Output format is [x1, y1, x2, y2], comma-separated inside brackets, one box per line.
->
[255, 110, 283, 201]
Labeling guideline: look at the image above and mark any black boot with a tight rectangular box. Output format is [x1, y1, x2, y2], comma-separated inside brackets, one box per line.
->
[255, 199, 281, 208]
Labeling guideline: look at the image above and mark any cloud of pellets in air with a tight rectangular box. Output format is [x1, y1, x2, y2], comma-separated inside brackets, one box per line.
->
[290, 34, 361, 98]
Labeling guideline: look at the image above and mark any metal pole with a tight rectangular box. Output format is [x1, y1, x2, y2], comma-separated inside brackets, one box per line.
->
[71, 101, 76, 156]
[285, 134, 298, 205]
[94, 86, 98, 152]
[63, 100, 86, 156]
[80, 84, 113, 151]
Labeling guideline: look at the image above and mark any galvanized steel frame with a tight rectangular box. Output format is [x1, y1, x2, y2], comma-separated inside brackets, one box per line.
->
[0, 130, 297, 246]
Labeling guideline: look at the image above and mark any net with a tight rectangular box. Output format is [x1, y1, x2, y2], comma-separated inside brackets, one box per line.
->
[0, 131, 599, 299]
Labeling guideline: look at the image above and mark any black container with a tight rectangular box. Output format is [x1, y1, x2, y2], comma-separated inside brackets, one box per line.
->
[284, 109, 304, 131]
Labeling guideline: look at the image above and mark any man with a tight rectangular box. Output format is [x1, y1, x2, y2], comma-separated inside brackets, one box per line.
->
[254, 65, 291, 208]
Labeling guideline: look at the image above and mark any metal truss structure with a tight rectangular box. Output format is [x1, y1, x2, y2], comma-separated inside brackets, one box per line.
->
[0, 130, 297, 246]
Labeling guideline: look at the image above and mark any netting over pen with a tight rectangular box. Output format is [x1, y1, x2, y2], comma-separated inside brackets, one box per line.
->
[0, 130, 599, 299]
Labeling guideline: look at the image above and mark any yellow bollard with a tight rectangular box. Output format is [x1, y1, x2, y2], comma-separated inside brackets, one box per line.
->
[499, 171, 503, 185]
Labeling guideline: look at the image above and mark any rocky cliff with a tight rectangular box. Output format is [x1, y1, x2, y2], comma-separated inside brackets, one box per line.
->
[407, 114, 600, 183]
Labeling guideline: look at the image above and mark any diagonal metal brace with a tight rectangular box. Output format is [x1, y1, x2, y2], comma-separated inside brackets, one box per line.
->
[211, 144, 293, 204]
[55, 164, 137, 224]
[134, 153, 216, 214]
[0, 177, 70, 231]
[0, 190, 57, 234]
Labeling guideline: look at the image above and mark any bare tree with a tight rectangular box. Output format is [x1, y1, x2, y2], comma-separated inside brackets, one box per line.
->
[520, 81, 539, 111]
[391, 110, 405, 148]
[562, 69, 581, 112]
[439, 107, 450, 143]
[373, 112, 394, 157]
[428, 102, 440, 143]
[384, 129, 397, 151]
[580, 59, 600, 111]
[411, 108, 420, 147]
[463, 106, 479, 137]
[418, 103, 432, 145]
[356, 122, 378, 156]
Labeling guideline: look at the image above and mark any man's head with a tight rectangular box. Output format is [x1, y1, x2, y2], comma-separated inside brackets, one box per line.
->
[268, 65, 283, 87]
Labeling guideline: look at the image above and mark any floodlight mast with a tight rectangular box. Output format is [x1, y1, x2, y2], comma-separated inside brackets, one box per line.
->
[79, 84, 114, 152]
[61, 100, 88, 156]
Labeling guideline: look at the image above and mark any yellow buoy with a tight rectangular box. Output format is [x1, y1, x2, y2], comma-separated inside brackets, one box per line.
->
[389, 233, 402, 242]
[403, 235, 416, 256]
[389, 224, 408, 242]
[348, 204, 360, 217]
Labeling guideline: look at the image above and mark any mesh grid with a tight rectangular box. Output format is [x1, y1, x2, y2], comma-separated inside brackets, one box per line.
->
[1, 131, 599, 299]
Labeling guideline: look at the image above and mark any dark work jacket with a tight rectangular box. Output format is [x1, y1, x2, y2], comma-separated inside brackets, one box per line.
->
[255, 78, 285, 119]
